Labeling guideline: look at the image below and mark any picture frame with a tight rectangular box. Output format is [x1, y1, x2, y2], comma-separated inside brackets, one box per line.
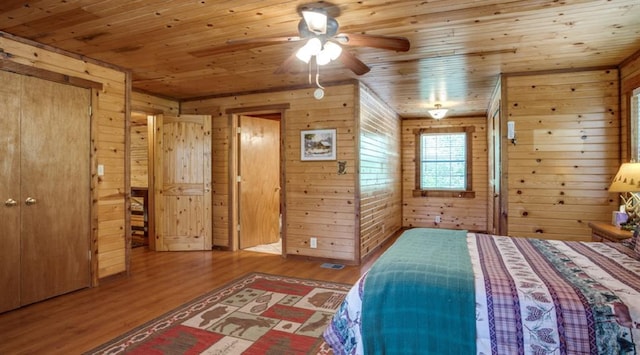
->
[300, 129, 337, 161]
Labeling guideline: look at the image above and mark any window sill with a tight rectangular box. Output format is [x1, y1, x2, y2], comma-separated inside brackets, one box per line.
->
[412, 190, 476, 198]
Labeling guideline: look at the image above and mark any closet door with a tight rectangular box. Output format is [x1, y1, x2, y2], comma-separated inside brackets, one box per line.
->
[19, 76, 91, 305]
[0, 71, 22, 313]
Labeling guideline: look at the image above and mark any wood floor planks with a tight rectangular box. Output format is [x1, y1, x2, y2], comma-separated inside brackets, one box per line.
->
[0, 239, 396, 354]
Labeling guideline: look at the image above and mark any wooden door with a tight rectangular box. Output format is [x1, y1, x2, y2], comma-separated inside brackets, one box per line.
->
[20, 75, 91, 305]
[239, 115, 281, 249]
[154, 114, 212, 251]
[0, 71, 22, 313]
[0, 72, 91, 311]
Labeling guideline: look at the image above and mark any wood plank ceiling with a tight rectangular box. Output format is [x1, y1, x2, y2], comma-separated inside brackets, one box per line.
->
[1, 0, 639, 118]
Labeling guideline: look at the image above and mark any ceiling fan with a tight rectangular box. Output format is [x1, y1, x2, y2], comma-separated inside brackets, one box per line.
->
[225, 2, 411, 76]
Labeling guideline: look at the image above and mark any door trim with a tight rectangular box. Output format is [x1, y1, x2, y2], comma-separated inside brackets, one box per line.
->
[226, 105, 289, 254]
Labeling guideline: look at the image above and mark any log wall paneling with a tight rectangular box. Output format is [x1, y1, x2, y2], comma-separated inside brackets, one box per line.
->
[358, 84, 403, 261]
[182, 84, 359, 262]
[503, 69, 620, 241]
[402, 117, 489, 231]
[0, 34, 128, 280]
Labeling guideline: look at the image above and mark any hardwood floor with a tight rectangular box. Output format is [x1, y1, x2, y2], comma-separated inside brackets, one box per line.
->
[0, 237, 397, 354]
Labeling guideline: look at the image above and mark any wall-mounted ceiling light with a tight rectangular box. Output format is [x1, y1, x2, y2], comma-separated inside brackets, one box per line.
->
[428, 104, 448, 119]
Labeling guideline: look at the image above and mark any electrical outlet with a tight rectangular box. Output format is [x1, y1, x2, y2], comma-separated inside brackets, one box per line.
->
[310, 237, 317, 248]
[435, 215, 441, 223]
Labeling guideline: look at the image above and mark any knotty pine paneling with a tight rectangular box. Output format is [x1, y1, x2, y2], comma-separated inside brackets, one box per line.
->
[402, 117, 489, 232]
[0, 34, 128, 280]
[131, 91, 180, 252]
[131, 91, 180, 116]
[130, 112, 149, 188]
[358, 85, 402, 261]
[182, 84, 359, 262]
[503, 69, 620, 241]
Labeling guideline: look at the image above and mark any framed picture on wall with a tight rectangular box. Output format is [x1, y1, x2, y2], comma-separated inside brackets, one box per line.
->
[301, 129, 337, 161]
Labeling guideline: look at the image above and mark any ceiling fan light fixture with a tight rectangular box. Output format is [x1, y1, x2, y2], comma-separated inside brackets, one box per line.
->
[302, 8, 328, 34]
[428, 104, 448, 119]
[316, 50, 331, 65]
[296, 37, 322, 63]
[324, 41, 342, 60]
[296, 48, 312, 63]
[306, 37, 322, 55]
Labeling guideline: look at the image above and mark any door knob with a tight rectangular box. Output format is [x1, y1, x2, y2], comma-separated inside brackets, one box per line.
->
[4, 199, 17, 207]
[25, 197, 37, 206]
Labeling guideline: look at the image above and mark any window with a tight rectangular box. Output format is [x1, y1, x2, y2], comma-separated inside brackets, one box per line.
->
[413, 126, 475, 198]
[632, 87, 640, 161]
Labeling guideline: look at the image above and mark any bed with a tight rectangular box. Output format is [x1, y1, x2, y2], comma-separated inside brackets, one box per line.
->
[323, 228, 640, 354]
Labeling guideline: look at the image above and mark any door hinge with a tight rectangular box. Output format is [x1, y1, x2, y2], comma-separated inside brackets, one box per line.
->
[88, 105, 92, 117]
[237, 224, 241, 231]
[236, 176, 242, 182]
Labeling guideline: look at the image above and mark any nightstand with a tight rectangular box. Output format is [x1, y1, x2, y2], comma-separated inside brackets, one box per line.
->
[588, 221, 633, 243]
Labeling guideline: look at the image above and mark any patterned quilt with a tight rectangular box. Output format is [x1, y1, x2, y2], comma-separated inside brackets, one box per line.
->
[323, 229, 640, 354]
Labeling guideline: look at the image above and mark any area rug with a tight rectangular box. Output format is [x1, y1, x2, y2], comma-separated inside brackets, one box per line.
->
[86, 272, 351, 354]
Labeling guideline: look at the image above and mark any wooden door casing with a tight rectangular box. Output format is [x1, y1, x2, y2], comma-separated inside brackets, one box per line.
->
[239, 115, 281, 249]
[154, 114, 212, 251]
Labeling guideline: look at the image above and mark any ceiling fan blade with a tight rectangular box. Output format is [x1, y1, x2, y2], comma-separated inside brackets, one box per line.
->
[226, 36, 302, 45]
[189, 36, 302, 58]
[337, 51, 370, 75]
[335, 33, 410, 52]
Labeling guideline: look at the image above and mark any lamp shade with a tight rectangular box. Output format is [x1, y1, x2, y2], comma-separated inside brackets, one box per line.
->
[609, 162, 640, 192]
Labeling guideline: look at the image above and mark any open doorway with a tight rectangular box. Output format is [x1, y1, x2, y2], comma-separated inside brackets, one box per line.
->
[236, 113, 282, 255]
[130, 111, 154, 249]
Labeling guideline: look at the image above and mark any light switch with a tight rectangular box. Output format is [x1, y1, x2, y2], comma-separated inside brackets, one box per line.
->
[97, 164, 105, 176]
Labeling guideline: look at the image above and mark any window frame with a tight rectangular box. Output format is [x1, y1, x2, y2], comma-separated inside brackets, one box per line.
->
[413, 126, 475, 198]
[631, 87, 640, 161]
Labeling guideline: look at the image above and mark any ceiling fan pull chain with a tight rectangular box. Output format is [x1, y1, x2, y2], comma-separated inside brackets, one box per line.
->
[315, 63, 324, 89]
[313, 62, 325, 100]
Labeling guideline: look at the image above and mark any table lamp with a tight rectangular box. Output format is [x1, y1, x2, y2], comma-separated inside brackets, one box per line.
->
[609, 162, 640, 228]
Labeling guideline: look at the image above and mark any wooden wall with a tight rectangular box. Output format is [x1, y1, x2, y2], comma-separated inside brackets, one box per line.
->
[0, 33, 128, 279]
[358, 85, 402, 260]
[502, 69, 620, 241]
[130, 112, 149, 188]
[128, 93, 181, 189]
[182, 84, 360, 262]
[402, 117, 489, 231]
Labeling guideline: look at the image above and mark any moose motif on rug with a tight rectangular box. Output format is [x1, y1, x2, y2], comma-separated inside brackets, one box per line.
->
[214, 316, 276, 337]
